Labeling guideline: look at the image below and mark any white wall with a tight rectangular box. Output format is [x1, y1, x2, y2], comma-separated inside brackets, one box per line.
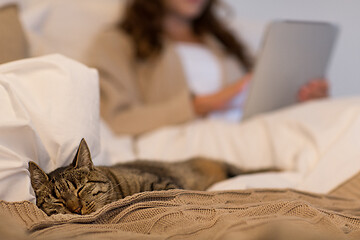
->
[225, 0, 360, 97]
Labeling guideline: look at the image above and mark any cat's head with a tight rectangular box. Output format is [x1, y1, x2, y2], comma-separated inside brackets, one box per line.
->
[28, 139, 112, 216]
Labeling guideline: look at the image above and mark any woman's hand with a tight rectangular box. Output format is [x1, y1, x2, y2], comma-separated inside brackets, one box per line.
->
[297, 79, 329, 102]
[192, 73, 252, 117]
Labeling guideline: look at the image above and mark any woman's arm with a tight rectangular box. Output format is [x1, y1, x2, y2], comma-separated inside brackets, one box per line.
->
[192, 74, 252, 116]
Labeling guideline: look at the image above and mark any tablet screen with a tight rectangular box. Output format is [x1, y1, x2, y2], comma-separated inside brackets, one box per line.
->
[242, 21, 338, 120]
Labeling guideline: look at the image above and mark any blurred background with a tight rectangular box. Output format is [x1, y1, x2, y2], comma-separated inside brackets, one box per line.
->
[17, 0, 360, 97]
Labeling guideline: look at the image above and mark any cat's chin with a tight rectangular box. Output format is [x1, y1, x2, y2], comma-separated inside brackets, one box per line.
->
[43, 209, 71, 216]
[44, 209, 94, 216]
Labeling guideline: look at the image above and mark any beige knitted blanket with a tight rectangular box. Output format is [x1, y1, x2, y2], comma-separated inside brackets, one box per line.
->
[1, 173, 360, 240]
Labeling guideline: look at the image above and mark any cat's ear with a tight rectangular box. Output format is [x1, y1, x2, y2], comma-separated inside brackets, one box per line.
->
[28, 161, 49, 191]
[72, 138, 94, 171]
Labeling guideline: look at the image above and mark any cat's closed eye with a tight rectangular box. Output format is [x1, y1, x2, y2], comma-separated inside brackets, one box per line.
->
[54, 187, 62, 198]
[53, 201, 65, 206]
[65, 180, 76, 189]
[77, 186, 85, 195]
[92, 191, 106, 196]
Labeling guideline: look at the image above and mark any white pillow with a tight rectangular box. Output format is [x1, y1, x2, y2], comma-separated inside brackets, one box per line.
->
[0, 54, 100, 202]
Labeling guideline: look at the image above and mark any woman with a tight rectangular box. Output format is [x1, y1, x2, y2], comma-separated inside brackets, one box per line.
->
[90, 0, 328, 135]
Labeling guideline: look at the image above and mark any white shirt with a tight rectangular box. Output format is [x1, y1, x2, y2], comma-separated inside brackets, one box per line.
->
[176, 42, 247, 122]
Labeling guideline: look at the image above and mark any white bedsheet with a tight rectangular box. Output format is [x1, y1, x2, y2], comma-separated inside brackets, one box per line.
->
[137, 98, 360, 193]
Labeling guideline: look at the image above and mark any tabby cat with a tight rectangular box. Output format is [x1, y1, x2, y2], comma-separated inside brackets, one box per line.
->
[29, 139, 262, 216]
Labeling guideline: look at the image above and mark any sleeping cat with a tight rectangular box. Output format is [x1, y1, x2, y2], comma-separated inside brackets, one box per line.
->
[29, 139, 268, 216]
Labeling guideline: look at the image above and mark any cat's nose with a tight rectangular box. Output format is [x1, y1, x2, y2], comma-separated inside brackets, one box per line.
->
[68, 204, 82, 214]
[66, 199, 83, 214]
[73, 207, 82, 214]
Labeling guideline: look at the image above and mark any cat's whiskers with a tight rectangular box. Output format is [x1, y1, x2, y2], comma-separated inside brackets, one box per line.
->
[87, 202, 95, 213]
[92, 189, 114, 203]
[82, 201, 94, 214]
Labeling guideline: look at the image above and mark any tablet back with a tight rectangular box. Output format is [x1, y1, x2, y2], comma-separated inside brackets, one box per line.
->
[242, 21, 338, 120]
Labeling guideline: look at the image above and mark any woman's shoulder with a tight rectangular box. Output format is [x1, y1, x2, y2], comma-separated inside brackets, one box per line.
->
[89, 26, 135, 66]
[94, 26, 133, 51]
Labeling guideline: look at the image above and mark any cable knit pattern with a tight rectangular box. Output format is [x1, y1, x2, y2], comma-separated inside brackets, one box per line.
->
[1, 184, 360, 239]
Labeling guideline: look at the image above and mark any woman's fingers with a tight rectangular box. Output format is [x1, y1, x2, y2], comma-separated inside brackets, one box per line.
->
[298, 79, 329, 102]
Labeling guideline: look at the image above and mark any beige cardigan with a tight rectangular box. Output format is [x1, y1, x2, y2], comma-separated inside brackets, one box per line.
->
[89, 28, 245, 135]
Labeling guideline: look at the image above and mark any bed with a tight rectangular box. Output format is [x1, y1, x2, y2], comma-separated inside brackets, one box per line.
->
[1, 2, 360, 240]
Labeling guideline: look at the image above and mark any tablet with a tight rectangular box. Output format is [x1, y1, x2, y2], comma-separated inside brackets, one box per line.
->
[242, 21, 339, 120]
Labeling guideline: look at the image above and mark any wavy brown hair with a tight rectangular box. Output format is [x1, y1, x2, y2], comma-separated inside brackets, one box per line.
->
[120, 0, 253, 71]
